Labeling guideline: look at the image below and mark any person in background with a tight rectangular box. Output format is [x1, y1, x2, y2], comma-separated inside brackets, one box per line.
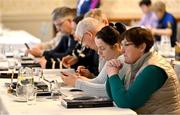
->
[106, 27, 180, 114]
[44, 15, 84, 69]
[151, 1, 177, 47]
[61, 18, 127, 97]
[28, 32, 64, 57]
[138, 0, 158, 28]
[27, 8, 74, 57]
[84, 8, 109, 26]
[77, 0, 101, 16]
[37, 7, 77, 68]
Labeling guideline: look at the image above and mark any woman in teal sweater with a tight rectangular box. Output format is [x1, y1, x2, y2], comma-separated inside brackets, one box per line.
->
[106, 27, 180, 114]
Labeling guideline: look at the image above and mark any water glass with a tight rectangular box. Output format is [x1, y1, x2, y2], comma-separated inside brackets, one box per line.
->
[50, 80, 61, 100]
[15, 67, 34, 102]
[32, 67, 43, 81]
[27, 86, 37, 105]
[8, 59, 16, 86]
[160, 35, 171, 57]
[0, 44, 6, 59]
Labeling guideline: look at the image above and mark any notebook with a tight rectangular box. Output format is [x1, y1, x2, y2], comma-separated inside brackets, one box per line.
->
[61, 96, 114, 108]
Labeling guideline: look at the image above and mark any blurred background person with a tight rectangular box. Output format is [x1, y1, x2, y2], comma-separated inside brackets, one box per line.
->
[44, 15, 85, 69]
[84, 8, 109, 26]
[27, 8, 76, 57]
[151, 1, 177, 47]
[77, 0, 101, 16]
[36, 7, 77, 68]
[138, 0, 158, 28]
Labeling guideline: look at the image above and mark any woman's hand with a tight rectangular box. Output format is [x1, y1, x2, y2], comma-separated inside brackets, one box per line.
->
[106, 59, 123, 77]
[61, 72, 78, 87]
[76, 66, 94, 78]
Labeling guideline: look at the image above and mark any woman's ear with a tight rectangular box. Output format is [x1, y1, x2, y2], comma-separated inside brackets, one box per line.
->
[139, 43, 146, 53]
[113, 43, 121, 49]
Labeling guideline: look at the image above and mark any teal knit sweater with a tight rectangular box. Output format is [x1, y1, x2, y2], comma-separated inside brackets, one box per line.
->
[106, 65, 167, 109]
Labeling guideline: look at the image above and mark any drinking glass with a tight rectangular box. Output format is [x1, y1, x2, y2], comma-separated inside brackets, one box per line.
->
[16, 67, 34, 101]
[27, 86, 37, 105]
[8, 59, 16, 88]
[32, 67, 43, 82]
[0, 44, 6, 60]
[50, 80, 61, 100]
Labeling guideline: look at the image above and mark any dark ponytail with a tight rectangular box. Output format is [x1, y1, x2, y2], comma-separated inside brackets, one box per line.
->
[96, 22, 126, 46]
[109, 22, 126, 34]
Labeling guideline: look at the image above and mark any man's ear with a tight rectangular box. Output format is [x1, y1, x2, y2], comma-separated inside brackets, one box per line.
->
[67, 18, 72, 23]
[84, 31, 93, 39]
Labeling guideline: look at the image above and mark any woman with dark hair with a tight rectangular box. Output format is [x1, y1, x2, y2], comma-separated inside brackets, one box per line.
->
[61, 23, 127, 97]
[95, 23, 126, 61]
[106, 27, 180, 114]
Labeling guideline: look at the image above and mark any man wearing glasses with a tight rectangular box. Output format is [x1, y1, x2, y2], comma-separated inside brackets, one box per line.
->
[29, 7, 77, 68]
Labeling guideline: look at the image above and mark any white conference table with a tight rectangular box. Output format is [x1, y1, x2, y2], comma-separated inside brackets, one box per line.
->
[0, 29, 41, 45]
[0, 78, 137, 115]
[0, 29, 41, 55]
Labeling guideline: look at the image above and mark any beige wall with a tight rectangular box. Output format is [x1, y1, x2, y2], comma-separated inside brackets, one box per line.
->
[1, 0, 75, 41]
[1, 0, 180, 41]
[0, 0, 2, 24]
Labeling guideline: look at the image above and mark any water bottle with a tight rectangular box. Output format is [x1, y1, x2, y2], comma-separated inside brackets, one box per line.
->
[160, 35, 171, 57]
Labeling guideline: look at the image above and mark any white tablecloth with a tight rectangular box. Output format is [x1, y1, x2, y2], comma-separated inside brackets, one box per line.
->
[0, 78, 137, 115]
[0, 30, 41, 59]
[0, 30, 40, 45]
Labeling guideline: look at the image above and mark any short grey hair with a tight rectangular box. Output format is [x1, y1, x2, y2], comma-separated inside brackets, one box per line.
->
[75, 17, 99, 38]
[51, 7, 76, 21]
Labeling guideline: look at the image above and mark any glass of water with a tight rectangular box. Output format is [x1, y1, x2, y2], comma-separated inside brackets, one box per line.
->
[27, 86, 37, 105]
[8, 59, 16, 86]
[32, 67, 43, 82]
[50, 80, 61, 100]
[16, 67, 34, 101]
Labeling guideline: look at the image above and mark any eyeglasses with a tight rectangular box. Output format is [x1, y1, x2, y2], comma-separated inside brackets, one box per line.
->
[80, 33, 85, 46]
[54, 19, 67, 29]
[121, 42, 134, 48]
[79, 31, 92, 47]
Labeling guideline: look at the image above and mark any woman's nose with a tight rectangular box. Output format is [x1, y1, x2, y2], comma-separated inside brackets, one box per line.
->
[121, 47, 125, 53]
[98, 50, 102, 56]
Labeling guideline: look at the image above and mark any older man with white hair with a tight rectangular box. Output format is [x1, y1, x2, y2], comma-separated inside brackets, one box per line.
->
[75, 18, 103, 50]
[61, 17, 109, 96]
[62, 9, 109, 73]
